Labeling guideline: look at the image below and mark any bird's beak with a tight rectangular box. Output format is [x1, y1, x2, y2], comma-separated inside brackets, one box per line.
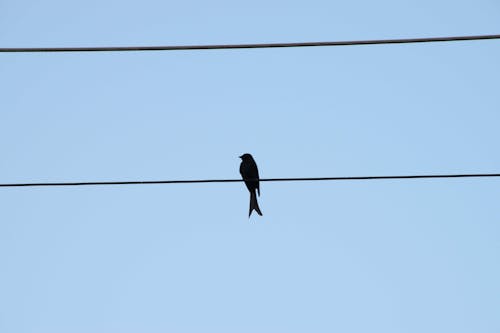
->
[238, 155, 243, 159]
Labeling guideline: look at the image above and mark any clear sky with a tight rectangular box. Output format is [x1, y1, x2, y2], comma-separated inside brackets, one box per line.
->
[1, 1, 499, 332]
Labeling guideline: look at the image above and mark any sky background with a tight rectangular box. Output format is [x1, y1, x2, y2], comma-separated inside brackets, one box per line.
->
[1, 1, 500, 332]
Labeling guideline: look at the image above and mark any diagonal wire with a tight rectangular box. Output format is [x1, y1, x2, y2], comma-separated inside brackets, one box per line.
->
[1, 173, 499, 188]
[1, 34, 499, 53]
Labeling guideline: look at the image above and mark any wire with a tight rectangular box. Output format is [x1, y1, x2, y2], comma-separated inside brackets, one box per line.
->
[1, 173, 499, 188]
[1, 34, 499, 53]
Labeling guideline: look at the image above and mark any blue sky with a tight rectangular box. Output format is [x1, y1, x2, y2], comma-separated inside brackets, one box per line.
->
[1, 1, 499, 332]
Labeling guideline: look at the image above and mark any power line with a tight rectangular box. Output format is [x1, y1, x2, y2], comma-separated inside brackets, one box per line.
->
[1, 34, 499, 53]
[1, 173, 499, 188]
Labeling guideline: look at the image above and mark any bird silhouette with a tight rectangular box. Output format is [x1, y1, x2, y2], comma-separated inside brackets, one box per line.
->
[239, 153, 263, 217]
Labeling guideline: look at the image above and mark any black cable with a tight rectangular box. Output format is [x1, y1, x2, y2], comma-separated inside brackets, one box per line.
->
[1, 34, 499, 53]
[1, 173, 499, 188]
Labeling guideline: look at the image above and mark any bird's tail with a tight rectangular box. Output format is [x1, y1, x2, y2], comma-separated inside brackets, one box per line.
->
[249, 190, 263, 217]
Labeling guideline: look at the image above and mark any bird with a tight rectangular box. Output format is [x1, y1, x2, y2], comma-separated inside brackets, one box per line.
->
[239, 153, 263, 217]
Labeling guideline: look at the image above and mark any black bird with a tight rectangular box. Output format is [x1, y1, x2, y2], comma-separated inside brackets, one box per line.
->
[239, 153, 263, 217]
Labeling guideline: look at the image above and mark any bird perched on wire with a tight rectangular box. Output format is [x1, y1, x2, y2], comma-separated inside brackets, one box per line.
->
[239, 153, 263, 217]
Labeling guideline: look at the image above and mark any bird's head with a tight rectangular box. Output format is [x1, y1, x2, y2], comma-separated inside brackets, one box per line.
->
[239, 153, 253, 161]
